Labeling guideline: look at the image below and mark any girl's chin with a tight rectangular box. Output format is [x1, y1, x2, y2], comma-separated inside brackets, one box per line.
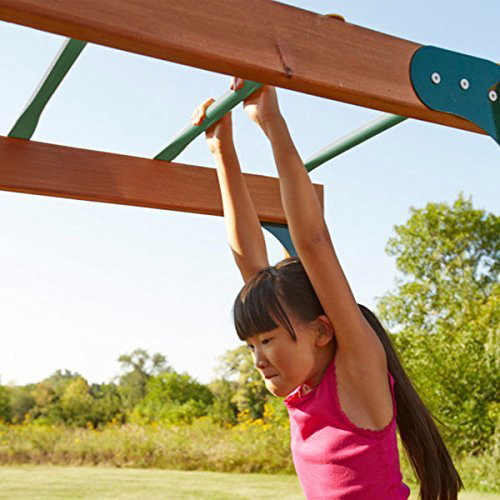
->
[266, 379, 295, 398]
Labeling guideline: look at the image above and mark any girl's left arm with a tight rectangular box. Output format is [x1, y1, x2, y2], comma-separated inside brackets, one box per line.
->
[256, 91, 387, 373]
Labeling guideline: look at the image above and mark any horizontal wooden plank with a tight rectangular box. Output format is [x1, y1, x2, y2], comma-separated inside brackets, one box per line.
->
[0, 136, 323, 224]
[0, 0, 485, 134]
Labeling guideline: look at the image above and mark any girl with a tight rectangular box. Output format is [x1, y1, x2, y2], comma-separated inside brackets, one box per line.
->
[191, 79, 463, 499]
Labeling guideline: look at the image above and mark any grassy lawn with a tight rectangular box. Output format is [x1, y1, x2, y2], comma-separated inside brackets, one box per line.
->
[0, 466, 497, 499]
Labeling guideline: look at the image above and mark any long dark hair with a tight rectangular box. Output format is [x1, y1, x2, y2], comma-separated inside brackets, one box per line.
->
[233, 257, 463, 500]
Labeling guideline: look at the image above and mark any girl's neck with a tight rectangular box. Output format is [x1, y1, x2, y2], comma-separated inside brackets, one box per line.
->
[303, 341, 337, 390]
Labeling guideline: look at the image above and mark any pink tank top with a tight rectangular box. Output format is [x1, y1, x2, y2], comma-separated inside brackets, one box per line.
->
[284, 353, 411, 499]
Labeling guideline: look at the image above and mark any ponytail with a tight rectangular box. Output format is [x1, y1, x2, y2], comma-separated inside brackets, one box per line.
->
[359, 305, 464, 500]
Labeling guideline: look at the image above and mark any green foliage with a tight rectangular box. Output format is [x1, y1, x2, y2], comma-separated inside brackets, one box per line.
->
[88, 383, 124, 426]
[3, 385, 34, 423]
[117, 348, 172, 412]
[133, 372, 214, 424]
[60, 377, 94, 427]
[216, 346, 270, 420]
[28, 369, 81, 424]
[207, 378, 238, 426]
[0, 384, 11, 421]
[57, 378, 124, 428]
[378, 194, 499, 454]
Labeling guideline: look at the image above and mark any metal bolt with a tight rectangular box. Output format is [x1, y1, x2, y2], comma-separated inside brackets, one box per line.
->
[431, 72, 441, 84]
[489, 90, 498, 102]
[460, 79, 470, 90]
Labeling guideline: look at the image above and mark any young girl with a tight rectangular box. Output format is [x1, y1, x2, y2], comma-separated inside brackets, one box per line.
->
[191, 79, 463, 499]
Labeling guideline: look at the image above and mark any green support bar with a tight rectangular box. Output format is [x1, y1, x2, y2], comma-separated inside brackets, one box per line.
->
[304, 114, 408, 172]
[155, 80, 263, 161]
[9, 38, 87, 139]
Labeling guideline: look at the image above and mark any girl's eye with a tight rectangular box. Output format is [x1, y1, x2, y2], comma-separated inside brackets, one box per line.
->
[262, 338, 273, 345]
[246, 344, 254, 351]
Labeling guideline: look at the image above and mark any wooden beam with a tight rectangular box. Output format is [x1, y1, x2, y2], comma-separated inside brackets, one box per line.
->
[0, 136, 323, 223]
[0, 0, 485, 134]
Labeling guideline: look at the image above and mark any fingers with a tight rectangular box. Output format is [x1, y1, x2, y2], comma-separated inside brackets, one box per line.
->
[191, 97, 215, 126]
[230, 77, 245, 91]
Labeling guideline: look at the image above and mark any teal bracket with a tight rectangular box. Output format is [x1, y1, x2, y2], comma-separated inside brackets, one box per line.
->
[410, 46, 500, 144]
[9, 38, 87, 139]
[261, 222, 297, 257]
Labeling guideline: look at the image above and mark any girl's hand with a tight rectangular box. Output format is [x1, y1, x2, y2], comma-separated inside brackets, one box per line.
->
[231, 78, 282, 130]
[191, 97, 233, 155]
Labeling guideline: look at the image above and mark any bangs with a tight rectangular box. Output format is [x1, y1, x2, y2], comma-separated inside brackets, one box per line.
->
[232, 269, 296, 341]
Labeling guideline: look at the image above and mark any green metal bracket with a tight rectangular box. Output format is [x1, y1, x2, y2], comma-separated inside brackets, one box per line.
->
[9, 38, 87, 139]
[410, 46, 500, 144]
[261, 222, 297, 257]
[155, 81, 262, 161]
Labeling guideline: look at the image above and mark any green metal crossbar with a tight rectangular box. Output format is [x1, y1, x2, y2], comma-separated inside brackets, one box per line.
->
[304, 114, 408, 172]
[9, 38, 87, 139]
[155, 81, 263, 161]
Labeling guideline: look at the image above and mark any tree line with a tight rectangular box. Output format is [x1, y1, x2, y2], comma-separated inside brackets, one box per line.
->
[0, 346, 273, 429]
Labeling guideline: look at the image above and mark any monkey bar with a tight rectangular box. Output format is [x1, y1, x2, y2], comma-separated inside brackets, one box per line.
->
[1, 0, 498, 255]
[8, 38, 86, 139]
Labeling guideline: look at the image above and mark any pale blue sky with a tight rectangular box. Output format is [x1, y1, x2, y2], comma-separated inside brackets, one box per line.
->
[0, 0, 498, 386]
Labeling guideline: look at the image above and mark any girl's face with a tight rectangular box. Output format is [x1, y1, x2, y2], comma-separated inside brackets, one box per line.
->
[246, 319, 328, 398]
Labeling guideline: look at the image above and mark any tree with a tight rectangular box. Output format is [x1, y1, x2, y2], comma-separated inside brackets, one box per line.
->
[89, 383, 124, 425]
[207, 378, 238, 426]
[216, 346, 269, 420]
[4, 385, 35, 423]
[28, 369, 81, 423]
[134, 372, 213, 424]
[377, 194, 499, 454]
[117, 348, 172, 412]
[0, 383, 11, 421]
[60, 377, 94, 427]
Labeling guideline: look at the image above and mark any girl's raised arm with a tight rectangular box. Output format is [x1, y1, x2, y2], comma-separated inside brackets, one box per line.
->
[192, 96, 269, 283]
[241, 84, 388, 375]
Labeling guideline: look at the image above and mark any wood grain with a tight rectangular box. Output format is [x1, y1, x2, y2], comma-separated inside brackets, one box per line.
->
[0, 136, 323, 223]
[0, 0, 484, 134]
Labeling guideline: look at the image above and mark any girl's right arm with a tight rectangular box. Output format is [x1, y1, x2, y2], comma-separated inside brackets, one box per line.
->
[192, 97, 269, 282]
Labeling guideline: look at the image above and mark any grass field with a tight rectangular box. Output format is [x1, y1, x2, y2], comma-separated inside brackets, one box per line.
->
[0, 466, 497, 499]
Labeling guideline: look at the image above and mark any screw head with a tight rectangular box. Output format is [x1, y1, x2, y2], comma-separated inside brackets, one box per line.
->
[431, 72, 441, 84]
[460, 78, 470, 90]
[489, 90, 498, 102]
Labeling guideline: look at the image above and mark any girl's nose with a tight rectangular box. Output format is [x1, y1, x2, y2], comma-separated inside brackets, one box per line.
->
[254, 349, 268, 369]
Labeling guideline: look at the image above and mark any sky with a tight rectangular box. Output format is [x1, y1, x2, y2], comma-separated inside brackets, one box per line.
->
[0, 0, 498, 387]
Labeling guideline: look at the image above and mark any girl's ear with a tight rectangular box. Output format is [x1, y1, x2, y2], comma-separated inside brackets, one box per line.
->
[315, 315, 335, 347]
